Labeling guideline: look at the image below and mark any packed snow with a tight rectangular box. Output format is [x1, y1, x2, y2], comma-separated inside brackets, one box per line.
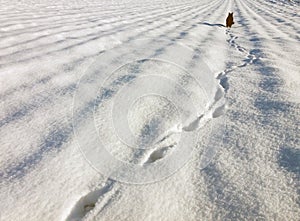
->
[0, 0, 299, 220]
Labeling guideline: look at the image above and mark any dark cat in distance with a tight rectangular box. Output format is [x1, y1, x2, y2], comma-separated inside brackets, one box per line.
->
[226, 12, 234, 28]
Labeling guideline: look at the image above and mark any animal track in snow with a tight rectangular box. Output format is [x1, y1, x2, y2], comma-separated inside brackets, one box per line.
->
[217, 29, 261, 92]
[212, 104, 226, 118]
[141, 84, 227, 165]
[144, 144, 176, 164]
[228, 29, 260, 66]
[65, 88, 228, 218]
[65, 180, 119, 221]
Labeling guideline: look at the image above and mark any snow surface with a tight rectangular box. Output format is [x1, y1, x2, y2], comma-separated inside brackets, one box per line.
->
[0, 0, 299, 220]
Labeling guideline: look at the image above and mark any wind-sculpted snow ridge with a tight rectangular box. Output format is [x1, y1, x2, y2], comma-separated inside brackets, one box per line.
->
[0, 0, 299, 220]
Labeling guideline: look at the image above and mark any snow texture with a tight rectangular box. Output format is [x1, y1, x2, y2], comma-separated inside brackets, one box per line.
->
[0, 0, 299, 220]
